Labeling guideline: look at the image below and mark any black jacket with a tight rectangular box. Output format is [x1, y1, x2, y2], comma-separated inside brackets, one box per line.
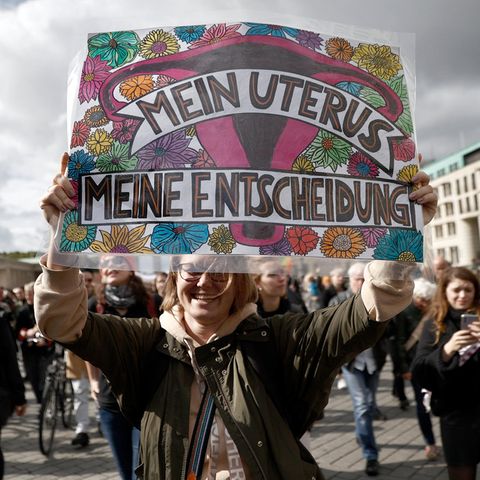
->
[0, 313, 26, 426]
[412, 310, 480, 416]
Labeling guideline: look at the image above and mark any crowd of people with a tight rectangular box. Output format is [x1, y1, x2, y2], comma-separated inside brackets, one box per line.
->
[0, 161, 478, 479]
[2, 246, 480, 479]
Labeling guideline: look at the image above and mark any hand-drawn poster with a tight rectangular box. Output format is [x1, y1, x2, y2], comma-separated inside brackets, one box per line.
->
[58, 21, 423, 268]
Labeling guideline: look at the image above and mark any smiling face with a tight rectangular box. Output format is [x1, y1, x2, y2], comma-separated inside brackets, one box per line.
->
[445, 278, 476, 311]
[100, 256, 133, 286]
[175, 259, 236, 326]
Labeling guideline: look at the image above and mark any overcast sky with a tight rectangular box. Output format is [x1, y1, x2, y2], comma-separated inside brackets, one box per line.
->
[0, 0, 479, 253]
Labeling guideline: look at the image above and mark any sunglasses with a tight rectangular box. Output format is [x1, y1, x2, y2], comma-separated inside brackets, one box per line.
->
[100, 256, 131, 270]
[177, 261, 229, 283]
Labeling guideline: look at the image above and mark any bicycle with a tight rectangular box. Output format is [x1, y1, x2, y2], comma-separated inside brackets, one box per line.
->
[38, 340, 75, 456]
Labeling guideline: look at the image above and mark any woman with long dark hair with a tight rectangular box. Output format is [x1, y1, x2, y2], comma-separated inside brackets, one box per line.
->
[88, 255, 151, 480]
[412, 267, 480, 480]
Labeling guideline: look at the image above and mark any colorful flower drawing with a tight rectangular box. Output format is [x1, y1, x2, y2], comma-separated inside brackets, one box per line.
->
[373, 229, 423, 262]
[351, 43, 402, 81]
[150, 223, 209, 254]
[397, 164, 419, 184]
[361, 227, 388, 248]
[139, 29, 180, 58]
[67, 150, 95, 181]
[392, 137, 416, 162]
[70, 121, 90, 149]
[96, 142, 138, 173]
[156, 74, 177, 88]
[193, 149, 216, 168]
[388, 75, 413, 135]
[259, 237, 292, 256]
[245, 23, 299, 38]
[347, 152, 379, 177]
[304, 129, 352, 172]
[174, 25, 206, 43]
[119, 75, 155, 101]
[86, 128, 113, 156]
[320, 227, 366, 259]
[325, 37, 354, 62]
[292, 155, 315, 173]
[336, 81, 363, 96]
[111, 119, 139, 144]
[189, 23, 241, 48]
[88, 31, 140, 68]
[137, 130, 197, 170]
[286, 226, 319, 255]
[296, 30, 323, 50]
[208, 225, 236, 254]
[83, 105, 109, 128]
[60, 210, 97, 252]
[78, 55, 111, 103]
[90, 224, 151, 254]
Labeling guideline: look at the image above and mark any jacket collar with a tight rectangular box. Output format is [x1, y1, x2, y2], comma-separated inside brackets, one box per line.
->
[159, 303, 258, 347]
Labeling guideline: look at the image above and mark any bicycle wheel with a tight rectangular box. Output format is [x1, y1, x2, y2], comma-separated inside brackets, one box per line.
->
[61, 379, 75, 429]
[39, 380, 58, 456]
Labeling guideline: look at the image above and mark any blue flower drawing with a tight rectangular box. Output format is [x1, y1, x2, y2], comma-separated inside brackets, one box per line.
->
[151, 223, 209, 254]
[373, 229, 423, 262]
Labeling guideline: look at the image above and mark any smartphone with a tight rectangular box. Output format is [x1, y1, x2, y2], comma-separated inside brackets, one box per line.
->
[461, 313, 478, 330]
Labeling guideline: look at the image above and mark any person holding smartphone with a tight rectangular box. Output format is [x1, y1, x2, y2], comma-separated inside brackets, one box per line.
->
[412, 267, 480, 480]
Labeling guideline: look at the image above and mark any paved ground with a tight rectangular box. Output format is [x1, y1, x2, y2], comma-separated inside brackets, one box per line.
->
[3, 359, 453, 479]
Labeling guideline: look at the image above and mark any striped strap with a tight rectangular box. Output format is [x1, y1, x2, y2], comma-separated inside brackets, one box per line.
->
[185, 388, 216, 480]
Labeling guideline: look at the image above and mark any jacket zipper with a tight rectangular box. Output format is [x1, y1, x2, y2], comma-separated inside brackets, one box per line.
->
[212, 375, 268, 480]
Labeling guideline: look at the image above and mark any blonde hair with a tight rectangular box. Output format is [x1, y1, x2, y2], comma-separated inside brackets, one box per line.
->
[162, 272, 258, 314]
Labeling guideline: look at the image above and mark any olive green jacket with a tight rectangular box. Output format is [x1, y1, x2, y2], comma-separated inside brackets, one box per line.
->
[64, 294, 385, 479]
[35, 259, 413, 479]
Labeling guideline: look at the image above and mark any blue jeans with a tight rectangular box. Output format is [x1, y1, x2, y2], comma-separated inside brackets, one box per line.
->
[342, 366, 379, 461]
[99, 408, 140, 480]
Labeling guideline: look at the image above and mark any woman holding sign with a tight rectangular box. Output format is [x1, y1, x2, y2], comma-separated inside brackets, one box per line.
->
[36, 154, 436, 479]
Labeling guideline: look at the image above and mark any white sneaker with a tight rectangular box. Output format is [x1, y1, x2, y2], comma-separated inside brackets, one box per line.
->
[337, 378, 347, 390]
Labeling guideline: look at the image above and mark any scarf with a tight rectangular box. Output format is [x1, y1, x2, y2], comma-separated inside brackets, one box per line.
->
[104, 284, 136, 309]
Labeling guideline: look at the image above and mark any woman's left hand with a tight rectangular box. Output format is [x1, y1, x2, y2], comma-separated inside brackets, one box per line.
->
[409, 170, 438, 226]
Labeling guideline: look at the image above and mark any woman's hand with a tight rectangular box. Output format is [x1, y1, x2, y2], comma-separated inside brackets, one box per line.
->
[442, 329, 478, 362]
[39, 152, 76, 231]
[409, 170, 438, 226]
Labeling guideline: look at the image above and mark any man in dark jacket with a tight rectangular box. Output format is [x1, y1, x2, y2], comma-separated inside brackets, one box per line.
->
[0, 310, 27, 479]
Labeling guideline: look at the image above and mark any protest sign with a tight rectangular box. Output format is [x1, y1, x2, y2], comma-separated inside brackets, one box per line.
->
[57, 20, 422, 269]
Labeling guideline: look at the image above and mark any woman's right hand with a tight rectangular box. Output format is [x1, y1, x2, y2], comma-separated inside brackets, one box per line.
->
[442, 329, 478, 362]
[39, 152, 76, 231]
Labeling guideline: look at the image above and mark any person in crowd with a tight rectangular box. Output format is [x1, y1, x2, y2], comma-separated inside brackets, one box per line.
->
[254, 261, 304, 317]
[321, 267, 347, 308]
[287, 276, 308, 314]
[412, 267, 480, 480]
[12, 286, 27, 314]
[153, 272, 168, 314]
[390, 277, 439, 460]
[66, 347, 92, 448]
[330, 262, 387, 476]
[0, 288, 14, 329]
[0, 308, 27, 480]
[433, 255, 451, 280]
[35, 156, 436, 479]
[86, 255, 149, 480]
[15, 282, 53, 403]
[303, 273, 322, 312]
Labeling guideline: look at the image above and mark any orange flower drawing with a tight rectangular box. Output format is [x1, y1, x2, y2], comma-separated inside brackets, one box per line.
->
[325, 37, 354, 62]
[320, 227, 366, 259]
